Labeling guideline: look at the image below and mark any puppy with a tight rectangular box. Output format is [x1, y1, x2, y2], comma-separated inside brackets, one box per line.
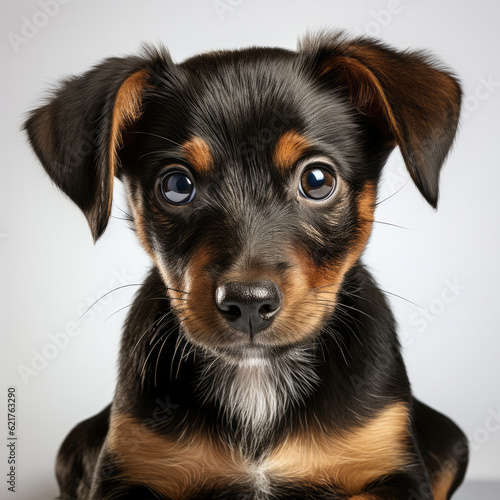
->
[25, 32, 468, 500]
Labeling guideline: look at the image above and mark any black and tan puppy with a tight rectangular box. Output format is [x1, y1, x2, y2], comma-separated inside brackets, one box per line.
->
[25, 32, 468, 500]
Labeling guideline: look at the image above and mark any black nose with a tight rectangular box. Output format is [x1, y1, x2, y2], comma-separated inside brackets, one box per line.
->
[215, 281, 281, 336]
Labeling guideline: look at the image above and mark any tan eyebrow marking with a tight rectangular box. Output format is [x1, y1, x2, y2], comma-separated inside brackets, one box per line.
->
[181, 136, 213, 173]
[273, 130, 310, 170]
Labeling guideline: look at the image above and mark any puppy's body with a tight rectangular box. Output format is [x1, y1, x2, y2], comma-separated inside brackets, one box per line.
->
[57, 266, 467, 500]
[25, 33, 468, 499]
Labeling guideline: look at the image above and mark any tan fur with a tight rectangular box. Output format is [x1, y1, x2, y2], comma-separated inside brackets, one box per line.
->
[109, 70, 148, 218]
[273, 130, 310, 170]
[107, 403, 410, 498]
[107, 413, 248, 500]
[431, 466, 456, 500]
[177, 245, 226, 346]
[344, 181, 376, 271]
[283, 182, 376, 343]
[320, 56, 400, 144]
[266, 402, 411, 495]
[182, 136, 213, 173]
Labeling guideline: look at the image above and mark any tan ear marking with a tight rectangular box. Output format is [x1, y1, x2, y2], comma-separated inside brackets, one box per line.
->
[108, 69, 149, 216]
[431, 465, 457, 500]
[320, 56, 402, 147]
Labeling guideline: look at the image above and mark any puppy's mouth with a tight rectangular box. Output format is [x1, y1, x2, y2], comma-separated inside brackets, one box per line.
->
[210, 342, 312, 366]
[213, 345, 274, 365]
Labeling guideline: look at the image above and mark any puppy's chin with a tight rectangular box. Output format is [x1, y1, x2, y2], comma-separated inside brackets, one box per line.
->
[211, 343, 309, 366]
[214, 346, 271, 366]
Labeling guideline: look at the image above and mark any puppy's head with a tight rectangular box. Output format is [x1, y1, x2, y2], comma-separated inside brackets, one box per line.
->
[25, 33, 461, 362]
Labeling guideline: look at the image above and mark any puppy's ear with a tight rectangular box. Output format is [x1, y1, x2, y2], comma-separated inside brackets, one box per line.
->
[24, 50, 166, 241]
[299, 33, 462, 208]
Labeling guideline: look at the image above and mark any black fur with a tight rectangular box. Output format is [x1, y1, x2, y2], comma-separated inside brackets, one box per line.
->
[25, 32, 467, 499]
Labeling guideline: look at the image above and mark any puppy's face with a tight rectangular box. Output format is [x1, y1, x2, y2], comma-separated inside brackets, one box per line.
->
[120, 51, 380, 360]
[25, 35, 461, 362]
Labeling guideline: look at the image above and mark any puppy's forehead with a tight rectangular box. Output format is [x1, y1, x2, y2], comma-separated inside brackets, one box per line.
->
[154, 49, 359, 172]
[180, 51, 305, 147]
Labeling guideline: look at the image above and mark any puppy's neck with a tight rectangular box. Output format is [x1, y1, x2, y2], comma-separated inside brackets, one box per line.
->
[197, 346, 319, 451]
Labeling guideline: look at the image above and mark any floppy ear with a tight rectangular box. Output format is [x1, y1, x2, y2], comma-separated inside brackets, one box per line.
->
[299, 33, 462, 208]
[23, 52, 163, 241]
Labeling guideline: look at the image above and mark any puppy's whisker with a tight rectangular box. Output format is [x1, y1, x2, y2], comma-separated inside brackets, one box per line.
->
[113, 203, 132, 216]
[335, 302, 384, 329]
[140, 331, 169, 380]
[170, 333, 186, 381]
[323, 325, 350, 367]
[111, 216, 133, 221]
[154, 326, 177, 387]
[130, 131, 183, 147]
[166, 288, 190, 295]
[311, 282, 342, 291]
[360, 218, 410, 230]
[334, 305, 368, 332]
[102, 297, 174, 324]
[141, 323, 179, 383]
[375, 182, 409, 206]
[131, 310, 172, 356]
[329, 313, 364, 347]
[379, 289, 423, 309]
[102, 303, 136, 324]
[78, 283, 144, 320]
[176, 340, 191, 380]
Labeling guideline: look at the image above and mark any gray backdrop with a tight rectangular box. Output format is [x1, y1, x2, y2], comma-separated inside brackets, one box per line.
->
[1, 0, 499, 498]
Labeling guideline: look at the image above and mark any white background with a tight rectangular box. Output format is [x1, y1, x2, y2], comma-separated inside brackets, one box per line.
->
[1, 0, 499, 498]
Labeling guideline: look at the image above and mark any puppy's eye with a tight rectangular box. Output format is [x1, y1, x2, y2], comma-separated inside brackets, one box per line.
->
[159, 171, 196, 205]
[299, 164, 336, 201]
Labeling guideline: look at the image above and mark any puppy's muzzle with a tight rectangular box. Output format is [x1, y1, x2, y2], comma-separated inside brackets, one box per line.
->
[215, 281, 281, 336]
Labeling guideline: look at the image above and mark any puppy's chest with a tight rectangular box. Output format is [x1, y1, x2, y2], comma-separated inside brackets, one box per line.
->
[107, 402, 410, 499]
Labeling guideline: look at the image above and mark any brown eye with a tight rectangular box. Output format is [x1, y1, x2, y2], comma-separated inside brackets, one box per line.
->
[299, 164, 336, 201]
